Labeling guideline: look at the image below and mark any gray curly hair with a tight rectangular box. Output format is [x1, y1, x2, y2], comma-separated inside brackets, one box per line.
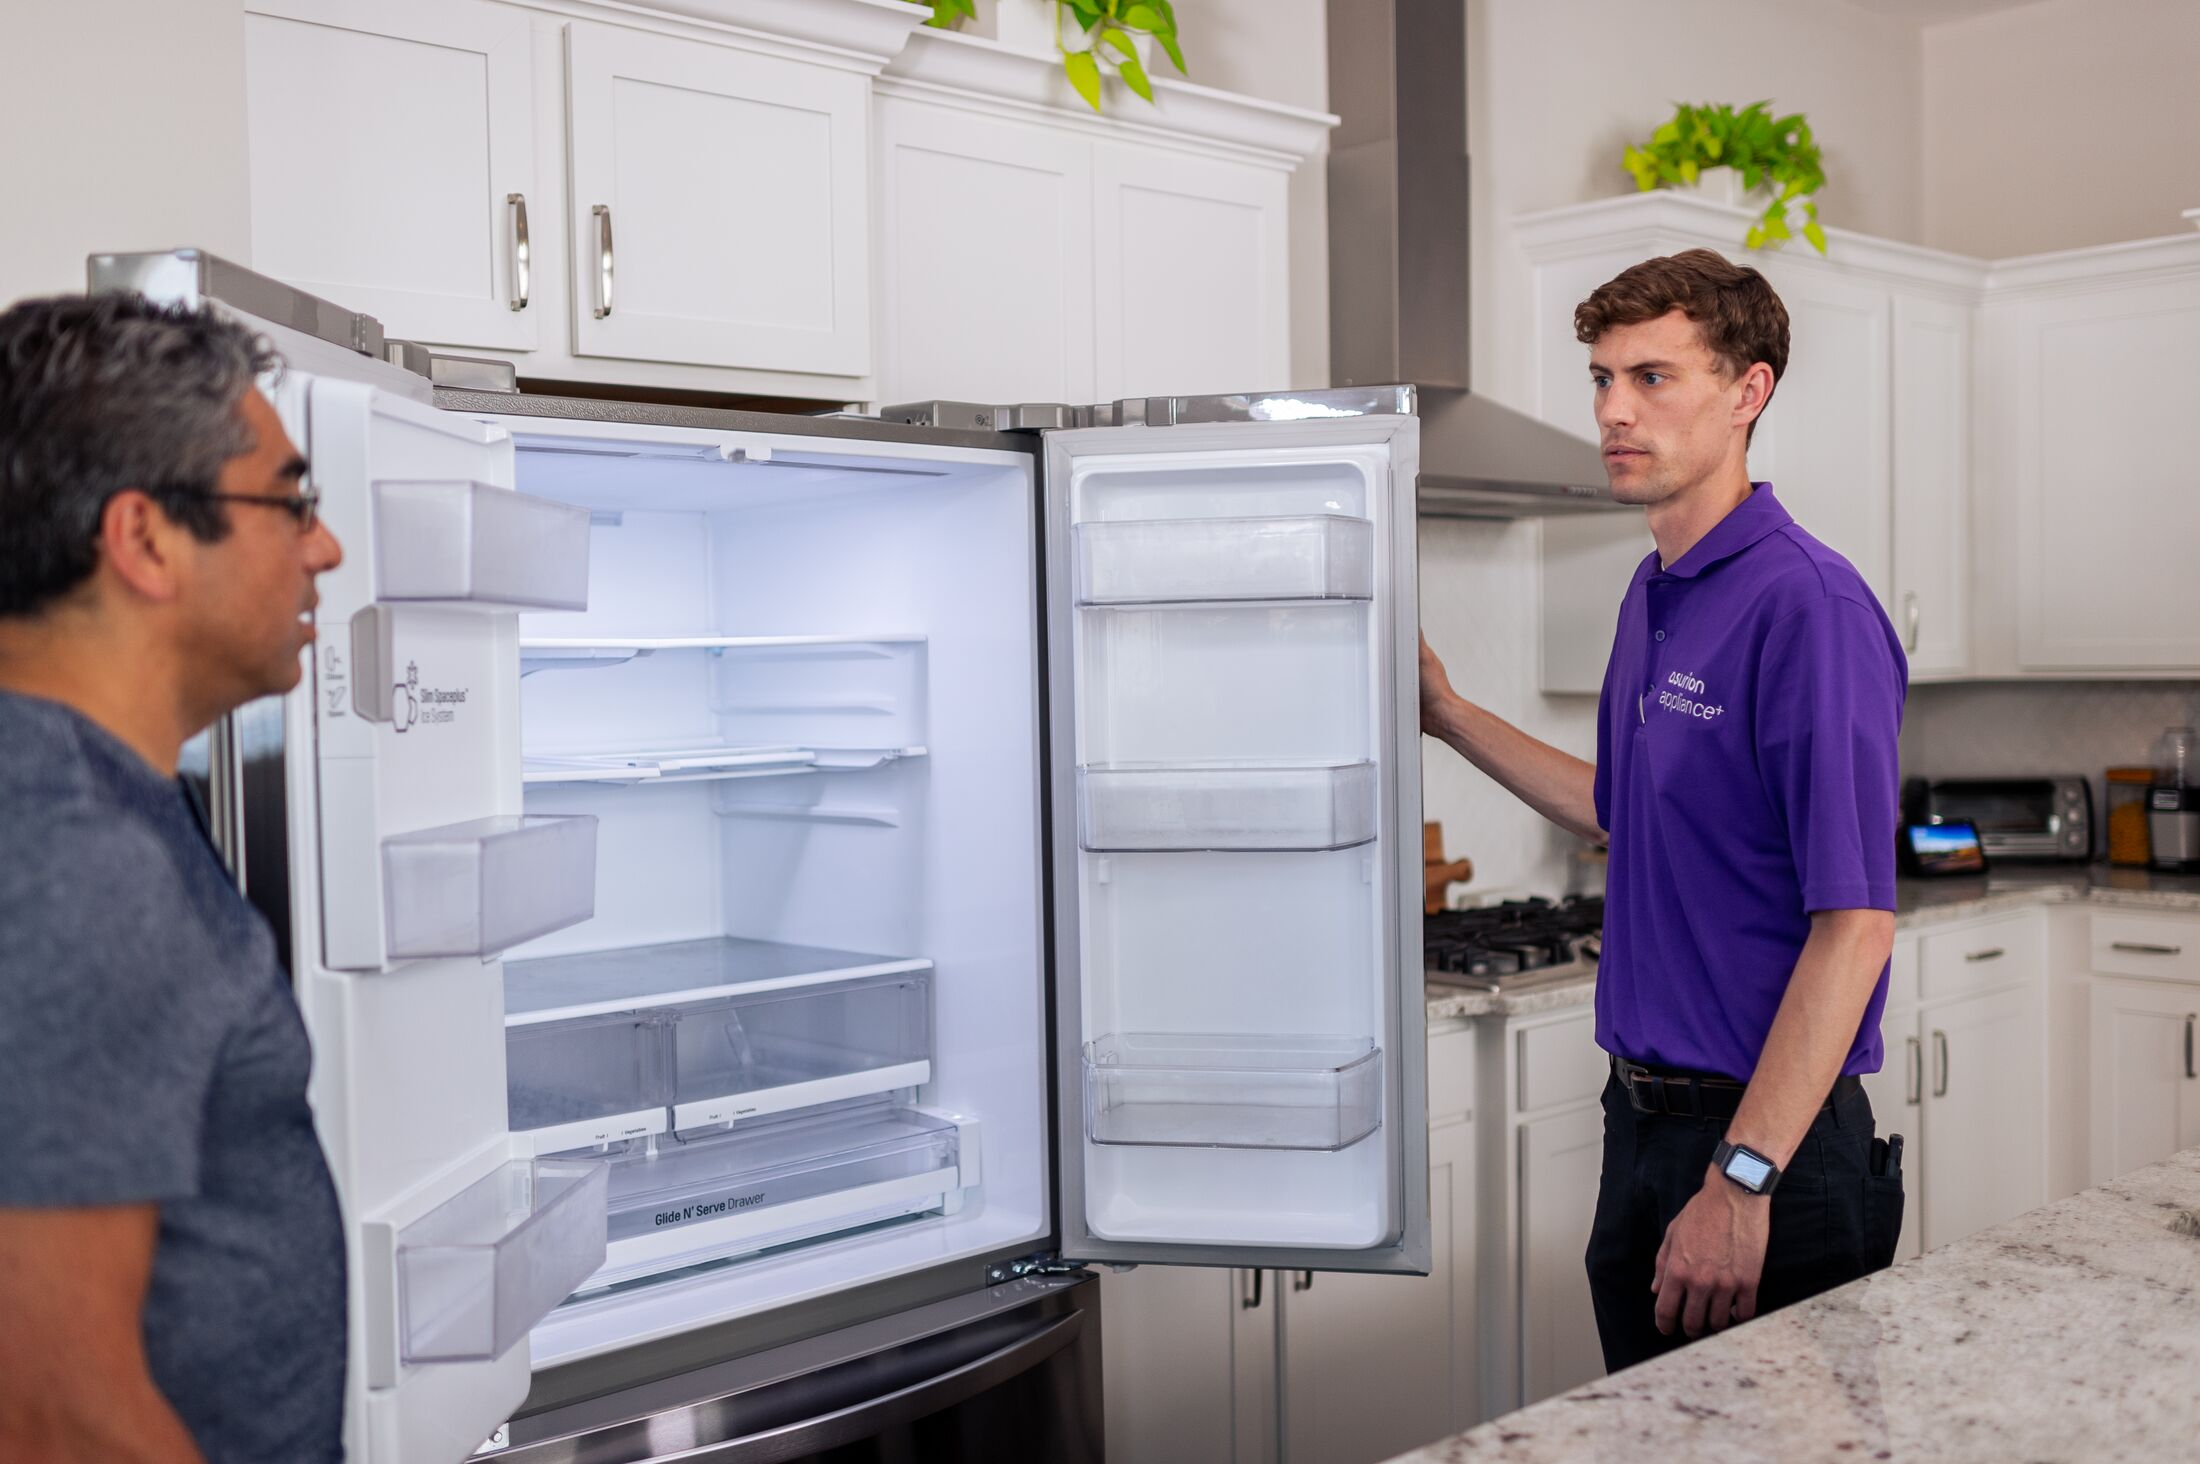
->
[0, 292, 282, 617]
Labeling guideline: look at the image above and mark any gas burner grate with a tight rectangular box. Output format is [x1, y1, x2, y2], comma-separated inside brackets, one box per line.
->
[1424, 895, 1603, 986]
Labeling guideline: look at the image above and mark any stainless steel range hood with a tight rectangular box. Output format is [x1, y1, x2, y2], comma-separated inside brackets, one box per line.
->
[1327, 0, 1619, 518]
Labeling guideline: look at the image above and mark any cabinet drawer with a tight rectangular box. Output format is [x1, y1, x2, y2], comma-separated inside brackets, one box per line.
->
[1428, 1026, 1476, 1123]
[1516, 1011, 1605, 1113]
[1918, 910, 2044, 1000]
[2091, 911, 2200, 984]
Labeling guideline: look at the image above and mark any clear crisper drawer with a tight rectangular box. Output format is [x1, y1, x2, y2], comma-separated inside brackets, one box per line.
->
[592, 1106, 961, 1283]
[506, 1012, 669, 1151]
[382, 814, 597, 961]
[373, 480, 591, 610]
[670, 974, 932, 1132]
[1076, 514, 1373, 605]
[1079, 761, 1377, 851]
[1084, 1034, 1383, 1150]
[395, 1159, 607, 1364]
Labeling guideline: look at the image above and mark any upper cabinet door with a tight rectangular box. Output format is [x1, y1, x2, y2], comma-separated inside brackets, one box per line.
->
[874, 98, 1095, 407]
[1044, 408, 1429, 1275]
[244, 0, 537, 351]
[566, 22, 871, 378]
[1092, 146, 1290, 401]
[1891, 293, 1972, 678]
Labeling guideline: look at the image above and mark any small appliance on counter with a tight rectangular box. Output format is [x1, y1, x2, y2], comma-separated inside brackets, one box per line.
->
[1900, 776, 2092, 862]
[2148, 727, 2200, 873]
[2106, 766, 2155, 868]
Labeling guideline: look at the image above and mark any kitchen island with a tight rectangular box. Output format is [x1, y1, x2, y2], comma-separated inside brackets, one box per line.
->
[1380, 1142, 2200, 1462]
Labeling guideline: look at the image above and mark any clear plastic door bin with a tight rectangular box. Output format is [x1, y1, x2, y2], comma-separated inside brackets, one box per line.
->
[1084, 1033, 1383, 1150]
[382, 814, 597, 960]
[372, 479, 592, 610]
[1075, 515, 1373, 605]
[1079, 761, 1378, 851]
[394, 1158, 608, 1363]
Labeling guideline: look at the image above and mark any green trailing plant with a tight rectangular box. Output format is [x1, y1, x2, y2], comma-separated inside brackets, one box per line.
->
[915, 0, 1186, 112]
[1622, 101, 1828, 255]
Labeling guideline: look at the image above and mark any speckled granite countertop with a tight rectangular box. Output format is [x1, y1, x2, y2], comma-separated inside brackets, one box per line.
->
[1426, 868, 2200, 1027]
[1383, 1143, 2200, 1463]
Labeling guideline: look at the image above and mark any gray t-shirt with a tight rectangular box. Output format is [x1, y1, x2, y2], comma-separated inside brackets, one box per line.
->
[0, 689, 345, 1463]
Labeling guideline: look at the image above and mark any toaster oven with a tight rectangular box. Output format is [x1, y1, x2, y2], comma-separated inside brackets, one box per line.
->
[1901, 777, 2093, 862]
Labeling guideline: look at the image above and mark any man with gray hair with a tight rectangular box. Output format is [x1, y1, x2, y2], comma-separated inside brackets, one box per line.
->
[0, 293, 346, 1462]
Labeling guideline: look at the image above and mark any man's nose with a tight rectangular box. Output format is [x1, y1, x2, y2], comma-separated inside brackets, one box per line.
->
[1596, 385, 1635, 430]
[307, 520, 344, 574]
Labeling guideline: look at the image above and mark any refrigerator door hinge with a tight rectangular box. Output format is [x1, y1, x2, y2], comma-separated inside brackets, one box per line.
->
[986, 1251, 1087, 1285]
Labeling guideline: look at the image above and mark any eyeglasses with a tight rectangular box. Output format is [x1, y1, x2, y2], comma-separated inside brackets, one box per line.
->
[168, 488, 323, 532]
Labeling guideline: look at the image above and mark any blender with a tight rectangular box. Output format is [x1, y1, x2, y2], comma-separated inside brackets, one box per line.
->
[2148, 726, 2200, 873]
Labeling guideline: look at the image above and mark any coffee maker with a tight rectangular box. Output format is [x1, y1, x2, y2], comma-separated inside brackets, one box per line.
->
[2149, 727, 2200, 872]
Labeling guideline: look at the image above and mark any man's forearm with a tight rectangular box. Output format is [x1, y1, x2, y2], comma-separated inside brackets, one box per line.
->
[1426, 692, 1603, 842]
[1726, 908, 1898, 1169]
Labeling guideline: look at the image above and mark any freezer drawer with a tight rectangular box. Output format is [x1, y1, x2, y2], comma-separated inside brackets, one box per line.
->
[1084, 1033, 1383, 1150]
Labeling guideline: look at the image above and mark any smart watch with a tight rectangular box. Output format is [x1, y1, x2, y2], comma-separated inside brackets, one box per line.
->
[1711, 1139, 1781, 1196]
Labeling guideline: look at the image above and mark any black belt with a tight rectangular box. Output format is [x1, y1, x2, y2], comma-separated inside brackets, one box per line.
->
[1612, 1056, 1860, 1120]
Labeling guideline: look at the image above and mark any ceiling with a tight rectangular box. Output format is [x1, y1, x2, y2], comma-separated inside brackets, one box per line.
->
[1841, 0, 2058, 24]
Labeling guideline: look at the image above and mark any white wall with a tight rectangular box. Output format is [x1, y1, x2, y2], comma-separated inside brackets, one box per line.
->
[1921, 0, 2200, 257]
[0, 0, 253, 306]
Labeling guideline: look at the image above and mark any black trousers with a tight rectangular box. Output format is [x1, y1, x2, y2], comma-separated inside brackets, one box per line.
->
[1583, 1070, 1903, 1374]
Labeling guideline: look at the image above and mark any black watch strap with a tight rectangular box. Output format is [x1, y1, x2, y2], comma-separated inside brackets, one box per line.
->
[1712, 1139, 1781, 1195]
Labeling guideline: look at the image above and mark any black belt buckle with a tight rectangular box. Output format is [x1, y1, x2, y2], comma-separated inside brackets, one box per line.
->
[1616, 1057, 1702, 1118]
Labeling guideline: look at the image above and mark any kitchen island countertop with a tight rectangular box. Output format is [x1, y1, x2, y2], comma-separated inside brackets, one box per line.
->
[1380, 1142, 2200, 1462]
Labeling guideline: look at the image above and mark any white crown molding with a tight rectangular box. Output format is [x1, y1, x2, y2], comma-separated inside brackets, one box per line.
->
[877, 27, 1336, 170]
[523, 0, 931, 72]
[1983, 228, 2200, 301]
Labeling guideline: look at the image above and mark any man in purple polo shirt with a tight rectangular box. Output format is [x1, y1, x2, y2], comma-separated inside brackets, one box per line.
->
[1420, 248, 1907, 1371]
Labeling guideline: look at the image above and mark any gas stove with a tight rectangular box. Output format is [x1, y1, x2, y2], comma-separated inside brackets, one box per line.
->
[1424, 895, 1603, 991]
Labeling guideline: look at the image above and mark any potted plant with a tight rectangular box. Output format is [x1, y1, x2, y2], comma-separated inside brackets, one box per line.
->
[912, 0, 1186, 113]
[1622, 101, 1828, 254]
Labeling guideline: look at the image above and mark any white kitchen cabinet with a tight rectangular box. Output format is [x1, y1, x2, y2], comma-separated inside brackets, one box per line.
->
[1098, 1263, 1273, 1464]
[243, 0, 538, 351]
[1280, 1116, 1478, 1464]
[1890, 291, 1972, 678]
[873, 98, 1094, 407]
[1857, 1003, 1923, 1265]
[1092, 143, 1290, 401]
[1516, 1102, 1605, 1404]
[1917, 980, 2046, 1250]
[565, 21, 871, 377]
[2087, 976, 2200, 1185]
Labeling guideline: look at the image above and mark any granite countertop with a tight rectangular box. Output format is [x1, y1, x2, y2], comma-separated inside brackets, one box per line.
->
[1383, 1144, 2200, 1463]
[1426, 867, 2200, 1026]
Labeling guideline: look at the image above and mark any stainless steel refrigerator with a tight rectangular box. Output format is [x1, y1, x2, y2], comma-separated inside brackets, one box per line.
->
[98, 249, 1429, 1463]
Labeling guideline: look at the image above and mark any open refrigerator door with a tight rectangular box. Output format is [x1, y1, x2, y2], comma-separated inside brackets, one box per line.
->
[1043, 397, 1432, 1274]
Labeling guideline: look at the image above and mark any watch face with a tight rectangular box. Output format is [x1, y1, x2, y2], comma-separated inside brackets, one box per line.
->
[1726, 1149, 1774, 1190]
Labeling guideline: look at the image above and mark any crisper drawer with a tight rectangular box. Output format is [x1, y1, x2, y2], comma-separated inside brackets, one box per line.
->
[1083, 1033, 1383, 1151]
[1076, 514, 1373, 605]
[589, 1105, 965, 1290]
[1078, 762, 1376, 852]
[506, 1012, 669, 1155]
[2091, 911, 2200, 985]
[1918, 909, 2046, 1000]
[670, 973, 932, 1133]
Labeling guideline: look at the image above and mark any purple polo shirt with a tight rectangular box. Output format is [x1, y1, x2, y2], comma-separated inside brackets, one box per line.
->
[1592, 484, 1908, 1080]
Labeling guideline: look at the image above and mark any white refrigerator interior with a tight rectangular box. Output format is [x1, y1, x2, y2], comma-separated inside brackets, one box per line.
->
[1052, 425, 1420, 1255]
[488, 418, 1051, 1366]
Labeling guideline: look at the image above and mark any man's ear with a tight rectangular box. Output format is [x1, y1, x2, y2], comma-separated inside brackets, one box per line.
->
[1733, 361, 1776, 431]
[96, 490, 191, 605]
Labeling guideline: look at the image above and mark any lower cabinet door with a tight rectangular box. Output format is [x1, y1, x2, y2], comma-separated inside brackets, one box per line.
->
[1920, 983, 2045, 1250]
[1518, 1104, 1606, 1405]
[1856, 1004, 1923, 1263]
[1098, 1263, 1271, 1464]
[2088, 977, 2200, 1185]
[1280, 1118, 1478, 1464]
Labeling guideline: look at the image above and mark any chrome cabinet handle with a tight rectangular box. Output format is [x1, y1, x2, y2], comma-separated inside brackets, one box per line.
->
[1905, 1034, 1922, 1106]
[1292, 1270, 1314, 1293]
[2186, 1015, 2196, 1081]
[1964, 947, 2006, 963]
[1903, 591, 1921, 654]
[591, 203, 614, 319]
[1932, 1029, 1949, 1098]
[507, 193, 530, 311]
[1240, 1269, 1264, 1310]
[2111, 941, 2183, 956]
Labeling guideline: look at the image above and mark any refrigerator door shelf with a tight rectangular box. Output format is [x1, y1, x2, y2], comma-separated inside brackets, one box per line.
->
[1078, 761, 1377, 852]
[372, 480, 591, 611]
[578, 1106, 965, 1292]
[504, 937, 934, 1027]
[381, 814, 598, 961]
[1084, 1034, 1383, 1150]
[1075, 514, 1373, 606]
[391, 1158, 608, 1366]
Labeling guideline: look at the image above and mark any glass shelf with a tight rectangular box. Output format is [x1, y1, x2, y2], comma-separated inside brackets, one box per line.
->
[519, 633, 924, 676]
[394, 1159, 607, 1364]
[1078, 761, 1377, 851]
[1084, 1033, 1383, 1150]
[381, 814, 597, 960]
[1075, 514, 1373, 606]
[505, 937, 934, 1026]
[372, 480, 591, 611]
[521, 744, 922, 787]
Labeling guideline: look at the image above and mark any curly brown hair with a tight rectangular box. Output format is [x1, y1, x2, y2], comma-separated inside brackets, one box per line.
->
[1573, 249, 1789, 441]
